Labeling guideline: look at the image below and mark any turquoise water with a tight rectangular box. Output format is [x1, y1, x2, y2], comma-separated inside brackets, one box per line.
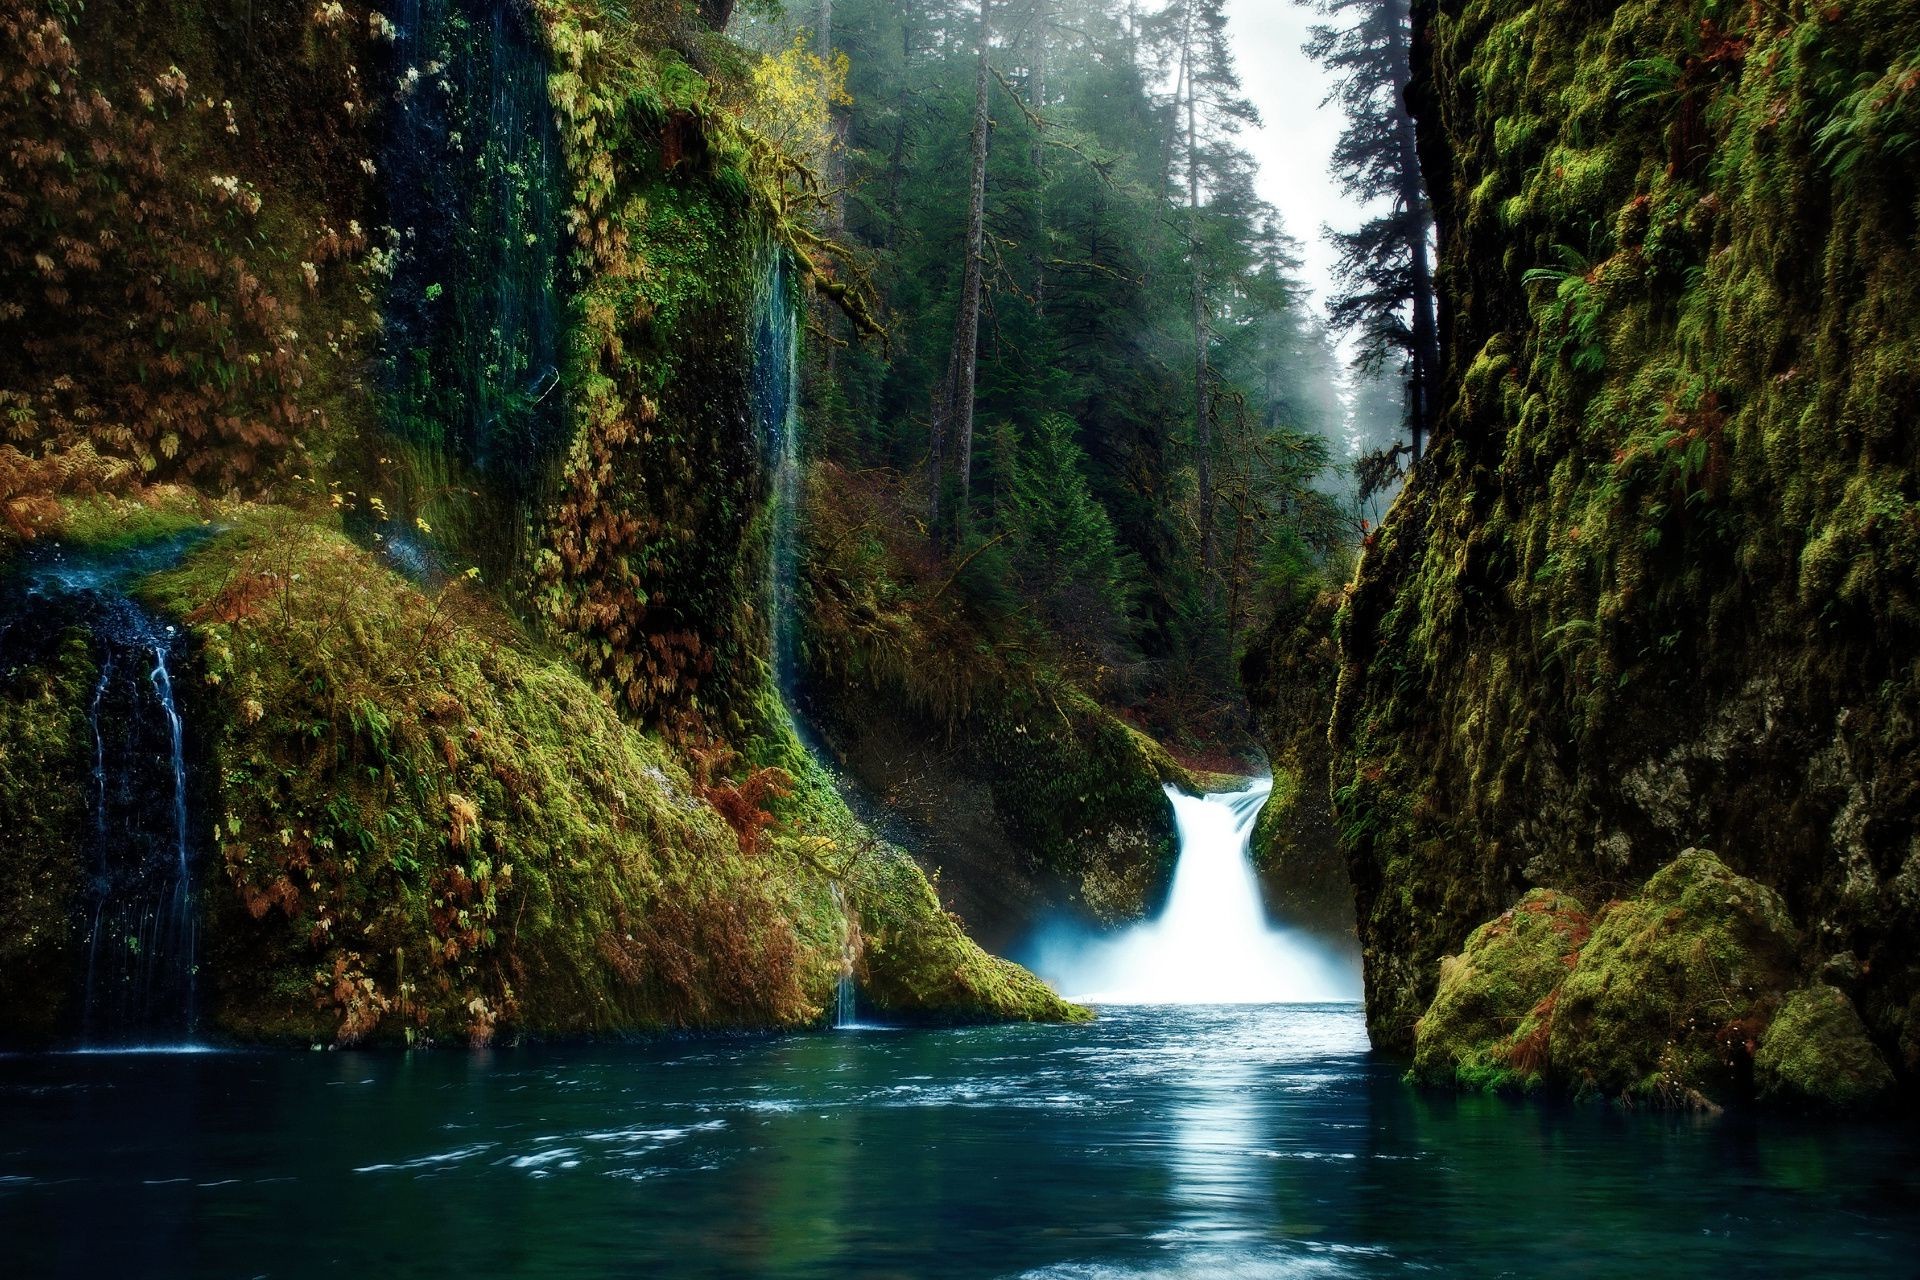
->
[1, 1005, 1914, 1278]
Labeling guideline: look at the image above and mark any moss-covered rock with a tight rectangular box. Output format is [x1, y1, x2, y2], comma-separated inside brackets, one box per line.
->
[1410, 888, 1588, 1091]
[1303, 0, 1920, 1080]
[853, 850, 1088, 1025]
[0, 630, 96, 1040]
[0, 0, 1080, 1047]
[799, 463, 1183, 950]
[1754, 985, 1895, 1111]
[0, 507, 1067, 1047]
[1240, 586, 1357, 946]
[1548, 851, 1799, 1106]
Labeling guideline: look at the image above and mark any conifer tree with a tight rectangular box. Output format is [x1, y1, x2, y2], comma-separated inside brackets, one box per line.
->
[1146, 0, 1257, 577]
[1305, 0, 1440, 470]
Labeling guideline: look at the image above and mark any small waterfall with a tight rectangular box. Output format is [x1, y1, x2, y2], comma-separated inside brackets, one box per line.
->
[752, 250, 806, 712]
[1026, 780, 1360, 1004]
[754, 251, 863, 1029]
[829, 884, 857, 1030]
[4, 536, 209, 1043]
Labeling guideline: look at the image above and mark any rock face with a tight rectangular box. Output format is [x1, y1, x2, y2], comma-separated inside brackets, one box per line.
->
[1411, 853, 1894, 1108]
[1319, 0, 1920, 1077]
[1240, 588, 1358, 950]
[0, 1, 1082, 1045]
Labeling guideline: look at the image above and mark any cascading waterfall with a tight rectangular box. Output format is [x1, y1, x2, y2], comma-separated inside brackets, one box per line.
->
[753, 250, 863, 1030]
[1026, 780, 1361, 1004]
[2, 536, 209, 1044]
[752, 250, 808, 721]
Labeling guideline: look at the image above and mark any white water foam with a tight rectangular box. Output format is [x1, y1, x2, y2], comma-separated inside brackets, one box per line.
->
[1028, 781, 1360, 1004]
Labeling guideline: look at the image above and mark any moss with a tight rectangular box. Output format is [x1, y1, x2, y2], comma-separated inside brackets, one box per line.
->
[2, 0, 1081, 1046]
[853, 845, 1088, 1025]
[1548, 850, 1799, 1106]
[1314, 0, 1920, 1074]
[0, 631, 96, 1041]
[1754, 985, 1895, 1112]
[1240, 585, 1355, 943]
[799, 462, 1181, 946]
[131, 508, 827, 1043]
[1410, 888, 1589, 1092]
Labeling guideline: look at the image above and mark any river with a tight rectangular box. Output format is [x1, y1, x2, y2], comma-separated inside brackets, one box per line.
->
[2, 1003, 1915, 1278]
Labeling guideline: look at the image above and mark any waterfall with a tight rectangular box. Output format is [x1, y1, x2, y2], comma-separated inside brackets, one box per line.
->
[752, 251, 806, 715]
[754, 251, 866, 1029]
[1025, 780, 1360, 1004]
[375, 0, 566, 557]
[829, 883, 857, 1030]
[4, 536, 209, 1044]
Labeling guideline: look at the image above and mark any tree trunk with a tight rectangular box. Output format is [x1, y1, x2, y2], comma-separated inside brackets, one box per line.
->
[938, 0, 993, 534]
[1185, 24, 1214, 576]
[1393, 18, 1438, 466]
[1030, 0, 1048, 316]
[697, 0, 735, 31]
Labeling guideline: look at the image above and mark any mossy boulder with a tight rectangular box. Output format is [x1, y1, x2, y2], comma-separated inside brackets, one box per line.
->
[1410, 888, 1589, 1091]
[1548, 850, 1799, 1106]
[1754, 985, 1895, 1111]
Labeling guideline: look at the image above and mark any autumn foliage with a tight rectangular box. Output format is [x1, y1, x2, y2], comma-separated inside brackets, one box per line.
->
[0, 0, 367, 530]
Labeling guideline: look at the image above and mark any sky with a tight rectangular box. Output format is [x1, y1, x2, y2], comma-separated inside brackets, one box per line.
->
[1222, 0, 1359, 332]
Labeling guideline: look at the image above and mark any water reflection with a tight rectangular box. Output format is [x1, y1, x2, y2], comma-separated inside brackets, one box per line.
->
[1, 1006, 1914, 1279]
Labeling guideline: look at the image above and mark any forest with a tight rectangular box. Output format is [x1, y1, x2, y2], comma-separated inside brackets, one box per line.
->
[1, 0, 1917, 1273]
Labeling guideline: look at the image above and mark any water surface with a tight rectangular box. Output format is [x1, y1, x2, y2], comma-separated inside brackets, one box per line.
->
[1, 1005, 1913, 1278]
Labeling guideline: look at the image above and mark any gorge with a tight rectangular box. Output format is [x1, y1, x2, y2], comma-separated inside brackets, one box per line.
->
[1, 0, 1916, 1272]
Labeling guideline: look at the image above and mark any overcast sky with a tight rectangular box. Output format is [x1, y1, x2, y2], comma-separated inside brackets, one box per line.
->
[1222, 0, 1356, 326]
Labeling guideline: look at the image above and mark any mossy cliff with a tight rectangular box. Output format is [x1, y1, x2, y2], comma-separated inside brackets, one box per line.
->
[1239, 587, 1359, 949]
[1311, 0, 1920, 1092]
[0, 1, 1078, 1044]
[797, 464, 1185, 951]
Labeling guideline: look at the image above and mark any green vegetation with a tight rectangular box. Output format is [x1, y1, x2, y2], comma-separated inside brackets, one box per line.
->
[0, 631, 94, 1039]
[800, 462, 1187, 944]
[1409, 888, 1587, 1093]
[1549, 851, 1799, 1106]
[1754, 985, 1896, 1112]
[1306, 0, 1920, 1096]
[1410, 853, 1899, 1110]
[0, 0, 1088, 1045]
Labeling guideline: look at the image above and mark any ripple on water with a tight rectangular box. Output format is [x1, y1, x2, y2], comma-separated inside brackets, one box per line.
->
[1016, 1245, 1362, 1279]
[352, 1142, 497, 1175]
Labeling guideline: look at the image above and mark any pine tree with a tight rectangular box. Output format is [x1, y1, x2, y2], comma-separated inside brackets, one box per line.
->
[1146, 0, 1257, 578]
[930, 0, 995, 535]
[1306, 0, 1439, 471]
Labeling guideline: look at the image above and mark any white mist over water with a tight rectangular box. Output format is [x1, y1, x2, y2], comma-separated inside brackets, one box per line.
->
[1029, 781, 1361, 1005]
